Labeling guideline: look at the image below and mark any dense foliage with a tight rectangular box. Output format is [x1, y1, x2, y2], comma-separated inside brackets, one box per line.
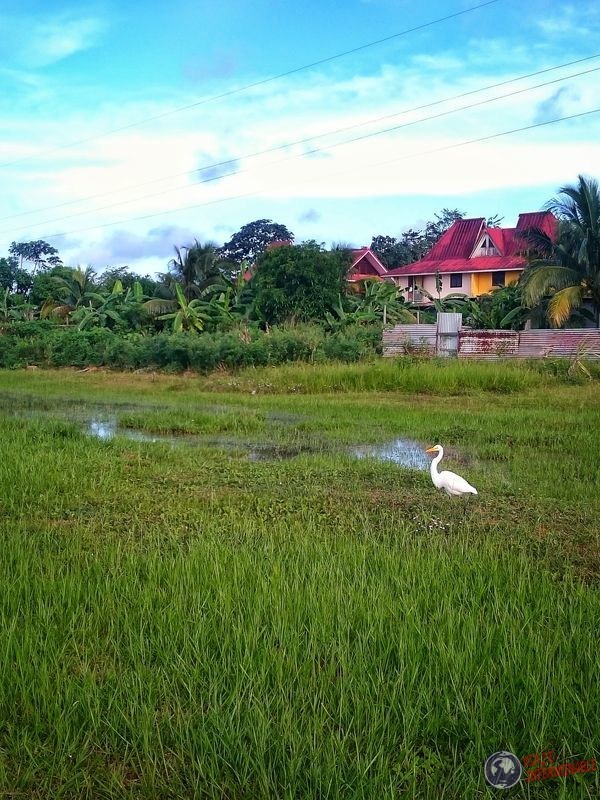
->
[521, 174, 600, 326]
[0, 222, 404, 370]
[218, 219, 295, 265]
[0, 321, 382, 371]
[252, 242, 351, 324]
[0, 183, 596, 373]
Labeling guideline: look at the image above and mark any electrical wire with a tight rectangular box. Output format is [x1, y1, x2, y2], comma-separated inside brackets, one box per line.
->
[3, 63, 597, 236]
[0, 0, 501, 170]
[35, 106, 600, 242]
[1, 51, 597, 226]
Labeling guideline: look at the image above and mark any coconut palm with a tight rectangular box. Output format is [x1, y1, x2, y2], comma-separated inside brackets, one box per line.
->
[40, 267, 102, 322]
[164, 240, 223, 301]
[520, 175, 600, 326]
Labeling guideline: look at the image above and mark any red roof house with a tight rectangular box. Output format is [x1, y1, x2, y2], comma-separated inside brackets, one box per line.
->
[387, 212, 557, 302]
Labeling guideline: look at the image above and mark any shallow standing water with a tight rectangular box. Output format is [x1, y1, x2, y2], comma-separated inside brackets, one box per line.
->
[351, 439, 429, 471]
[0, 393, 430, 470]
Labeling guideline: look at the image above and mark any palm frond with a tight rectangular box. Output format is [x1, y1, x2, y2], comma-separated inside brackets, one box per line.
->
[520, 264, 581, 306]
[546, 285, 584, 327]
[517, 226, 554, 257]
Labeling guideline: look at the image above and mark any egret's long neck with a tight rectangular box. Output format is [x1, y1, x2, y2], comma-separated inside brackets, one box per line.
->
[430, 450, 444, 486]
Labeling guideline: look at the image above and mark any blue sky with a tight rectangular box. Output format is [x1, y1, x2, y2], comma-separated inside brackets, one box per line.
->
[1, 0, 599, 275]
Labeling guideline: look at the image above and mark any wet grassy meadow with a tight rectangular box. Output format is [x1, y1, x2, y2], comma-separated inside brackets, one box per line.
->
[0, 361, 598, 798]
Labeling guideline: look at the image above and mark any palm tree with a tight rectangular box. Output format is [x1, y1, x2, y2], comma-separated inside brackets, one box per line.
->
[164, 240, 223, 301]
[40, 267, 102, 322]
[520, 175, 600, 327]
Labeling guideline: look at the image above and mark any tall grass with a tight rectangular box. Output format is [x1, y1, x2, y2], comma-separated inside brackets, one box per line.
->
[0, 516, 597, 797]
[0, 369, 597, 797]
[214, 358, 548, 394]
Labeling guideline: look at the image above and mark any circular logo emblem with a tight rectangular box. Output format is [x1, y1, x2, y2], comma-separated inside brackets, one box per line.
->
[484, 751, 522, 789]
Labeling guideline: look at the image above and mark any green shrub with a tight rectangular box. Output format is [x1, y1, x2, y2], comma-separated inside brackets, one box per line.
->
[0, 322, 382, 372]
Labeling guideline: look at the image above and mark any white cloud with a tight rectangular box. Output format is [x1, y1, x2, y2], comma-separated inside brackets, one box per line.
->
[2, 11, 107, 69]
[1, 20, 600, 274]
[536, 4, 598, 38]
[60, 224, 200, 269]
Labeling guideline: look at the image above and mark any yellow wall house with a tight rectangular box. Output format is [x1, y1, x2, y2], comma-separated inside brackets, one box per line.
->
[386, 212, 557, 304]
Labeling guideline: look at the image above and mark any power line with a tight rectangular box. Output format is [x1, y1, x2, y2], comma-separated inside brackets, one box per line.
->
[3, 62, 598, 237]
[1, 51, 597, 227]
[0, 0, 501, 170]
[36, 107, 600, 243]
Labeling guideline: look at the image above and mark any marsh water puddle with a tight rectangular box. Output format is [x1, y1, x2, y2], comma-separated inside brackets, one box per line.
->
[0, 394, 429, 469]
[352, 439, 429, 471]
[88, 416, 323, 462]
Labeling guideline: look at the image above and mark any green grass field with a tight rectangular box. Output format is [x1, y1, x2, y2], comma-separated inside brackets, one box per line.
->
[0, 362, 598, 798]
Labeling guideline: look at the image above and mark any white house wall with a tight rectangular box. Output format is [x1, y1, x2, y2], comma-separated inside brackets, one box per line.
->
[394, 273, 473, 302]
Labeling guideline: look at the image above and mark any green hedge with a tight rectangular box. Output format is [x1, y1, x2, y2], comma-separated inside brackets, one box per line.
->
[0, 322, 382, 372]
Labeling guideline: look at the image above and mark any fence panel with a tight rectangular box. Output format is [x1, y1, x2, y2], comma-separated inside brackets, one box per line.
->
[384, 324, 600, 359]
[517, 329, 600, 359]
[382, 325, 437, 356]
[458, 330, 519, 359]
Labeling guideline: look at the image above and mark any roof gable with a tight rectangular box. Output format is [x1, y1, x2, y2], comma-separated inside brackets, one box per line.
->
[349, 247, 388, 277]
[470, 229, 502, 258]
[426, 218, 485, 260]
[390, 211, 557, 276]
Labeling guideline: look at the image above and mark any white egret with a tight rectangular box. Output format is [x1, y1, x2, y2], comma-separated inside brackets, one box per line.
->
[425, 445, 478, 496]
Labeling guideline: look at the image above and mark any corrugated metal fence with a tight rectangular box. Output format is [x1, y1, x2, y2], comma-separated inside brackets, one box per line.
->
[383, 324, 600, 360]
[382, 325, 437, 356]
[517, 329, 600, 359]
[458, 330, 519, 360]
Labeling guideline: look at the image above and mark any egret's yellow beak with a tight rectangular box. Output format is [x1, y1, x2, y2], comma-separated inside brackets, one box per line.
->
[425, 447, 436, 454]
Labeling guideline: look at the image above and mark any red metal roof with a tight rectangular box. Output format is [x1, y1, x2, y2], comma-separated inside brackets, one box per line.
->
[516, 211, 557, 237]
[390, 211, 557, 275]
[266, 239, 293, 250]
[486, 227, 507, 253]
[509, 211, 558, 254]
[388, 256, 526, 276]
[426, 218, 485, 260]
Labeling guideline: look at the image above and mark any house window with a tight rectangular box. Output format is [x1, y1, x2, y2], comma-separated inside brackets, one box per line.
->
[450, 274, 463, 288]
[491, 271, 505, 286]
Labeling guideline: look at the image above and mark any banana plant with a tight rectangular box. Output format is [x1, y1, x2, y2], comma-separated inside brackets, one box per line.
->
[73, 279, 127, 330]
[144, 282, 206, 332]
[0, 288, 31, 327]
[325, 280, 415, 330]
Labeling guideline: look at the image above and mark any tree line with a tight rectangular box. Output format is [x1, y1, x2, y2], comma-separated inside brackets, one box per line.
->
[0, 176, 598, 341]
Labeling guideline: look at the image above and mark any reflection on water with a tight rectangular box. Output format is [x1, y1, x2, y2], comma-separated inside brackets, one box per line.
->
[89, 417, 116, 440]
[352, 438, 429, 471]
[88, 416, 169, 444]
[0, 393, 430, 470]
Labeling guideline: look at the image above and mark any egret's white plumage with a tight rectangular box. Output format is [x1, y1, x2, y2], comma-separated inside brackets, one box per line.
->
[425, 445, 477, 496]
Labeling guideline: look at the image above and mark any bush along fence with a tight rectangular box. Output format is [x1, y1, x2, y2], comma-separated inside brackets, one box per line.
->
[383, 315, 600, 360]
[0, 322, 383, 371]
